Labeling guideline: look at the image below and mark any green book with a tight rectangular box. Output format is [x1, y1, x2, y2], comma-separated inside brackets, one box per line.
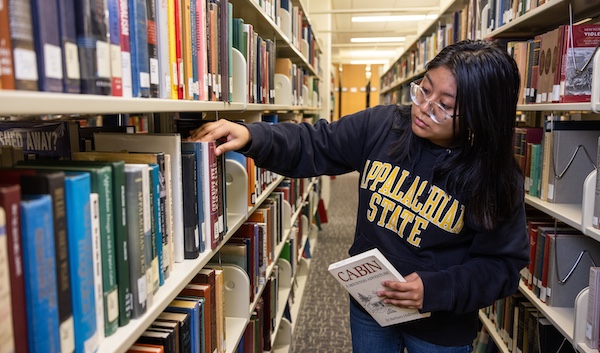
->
[67, 158, 132, 327]
[529, 143, 541, 198]
[16, 160, 120, 336]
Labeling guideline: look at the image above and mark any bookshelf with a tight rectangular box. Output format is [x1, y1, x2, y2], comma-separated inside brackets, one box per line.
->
[0, 0, 328, 352]
[378, 0, 600, 352]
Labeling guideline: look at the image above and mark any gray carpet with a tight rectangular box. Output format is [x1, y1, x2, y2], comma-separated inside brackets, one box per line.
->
[291, 171, 360, 353]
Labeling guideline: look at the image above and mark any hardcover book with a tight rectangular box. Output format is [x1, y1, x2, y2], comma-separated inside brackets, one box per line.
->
[8, 0, 39, 91]
[0, 183, 28, 353]
[20, 194, 61, 353]
[56, 0, 81, 93]
[328, 248, 430, 327]
[0, 207, 15, 353]
[74, 0, 112, 95]
[93, 132, 184, 263]
[30, 0, 64, 92]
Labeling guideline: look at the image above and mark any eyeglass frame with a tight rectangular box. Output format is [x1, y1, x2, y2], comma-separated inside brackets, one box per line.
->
[409, 81, 456, 124]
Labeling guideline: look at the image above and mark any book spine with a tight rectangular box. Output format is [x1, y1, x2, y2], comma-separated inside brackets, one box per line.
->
[56, 0, 82, 93]
[149, 165, 164, 286]
[196, 0, 207, 101]
[30, 0, 64, 92]
[128, 0, 150, 97]
[8, 0, 39, 91]
[155, 0, 171, 99]
[0, 208, 15, 353]
[190, 0, 198, 100]
[74, 0, 112, 95]
[125, 166, 147, 318]
[139, 165, 154, 307]
[90, 192, 104, 347]
[20, 195, 60, 353]
[108, 0, 124, 96]
[0, 0, 15, 90]
[0, 185, 28, 353]
[173, 0, 183, 99]
[20, 172, 75, 353]
[182, 152, 200, 259]
[119, 0, 133, 97]
[64, 174, 99, 353]
[146, 0, 159, 97]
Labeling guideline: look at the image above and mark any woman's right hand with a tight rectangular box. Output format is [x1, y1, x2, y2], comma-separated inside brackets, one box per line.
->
[188, 119, 251, 156]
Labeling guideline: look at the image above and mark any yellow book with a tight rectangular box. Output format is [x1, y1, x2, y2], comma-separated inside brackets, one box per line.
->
[181, 0, 193, 100]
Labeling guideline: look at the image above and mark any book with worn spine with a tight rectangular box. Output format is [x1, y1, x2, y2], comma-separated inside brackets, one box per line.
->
[328, 248, 430, 327]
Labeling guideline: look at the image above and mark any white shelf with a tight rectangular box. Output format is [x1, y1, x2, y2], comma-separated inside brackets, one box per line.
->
[478, 311, 510, 353]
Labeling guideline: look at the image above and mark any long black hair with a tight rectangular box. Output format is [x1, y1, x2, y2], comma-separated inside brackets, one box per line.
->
[390, 39, 522, 231]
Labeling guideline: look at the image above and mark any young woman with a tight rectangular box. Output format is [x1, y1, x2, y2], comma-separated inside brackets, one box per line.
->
[190, 39, 530, 352]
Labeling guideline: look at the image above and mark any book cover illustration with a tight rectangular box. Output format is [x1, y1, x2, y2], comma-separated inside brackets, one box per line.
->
[328, 248, 430, 327]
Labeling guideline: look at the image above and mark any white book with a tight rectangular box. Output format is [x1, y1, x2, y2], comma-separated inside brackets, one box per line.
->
[93, 132, 184, 263]
[328, 248, 430, 327]
[155, 0, 171, 99]
[90, 193, 105, 344]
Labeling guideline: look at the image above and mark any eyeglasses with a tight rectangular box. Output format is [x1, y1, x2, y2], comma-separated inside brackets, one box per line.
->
[409, 81, 455, 124]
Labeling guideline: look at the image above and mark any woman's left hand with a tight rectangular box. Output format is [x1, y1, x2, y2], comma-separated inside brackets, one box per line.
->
[377, 272, 424, 310]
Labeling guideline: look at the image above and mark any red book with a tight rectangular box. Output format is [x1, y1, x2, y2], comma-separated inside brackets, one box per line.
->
[174, 0, 183, 99]
[0, 183, 28, 353]
[119, 0, 133, 97]
[525, 220, 554, 290]
[559, 24, 600, 103]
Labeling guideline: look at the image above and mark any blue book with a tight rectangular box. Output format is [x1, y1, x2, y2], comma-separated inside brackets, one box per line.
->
[181, 142, 206, 253]
[128, 0, 150, 97]
[108, 0, 123, 96]
[166, 298, 202, 353]
[74, 0, 111, 95]
[56, 0, 81, 93]
[64, 172, 98, 353]
[30, 0, 63, 92]
[190, 0, 198, 100]
[149, 164, 164, 286]
[20, 194, 60, 353]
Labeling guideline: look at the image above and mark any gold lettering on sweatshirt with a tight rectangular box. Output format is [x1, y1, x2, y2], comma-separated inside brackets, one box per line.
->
[361, 160, 465, 247]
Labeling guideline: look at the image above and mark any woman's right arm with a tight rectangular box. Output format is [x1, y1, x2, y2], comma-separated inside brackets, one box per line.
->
[188, 119, 251, 156]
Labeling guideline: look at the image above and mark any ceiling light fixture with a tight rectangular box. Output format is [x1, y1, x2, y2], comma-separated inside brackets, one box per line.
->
[349, 59, 390, 65]
[350, 37, 406, 43]
[349, 50, 396, 57]
[351, 14, 437, 22]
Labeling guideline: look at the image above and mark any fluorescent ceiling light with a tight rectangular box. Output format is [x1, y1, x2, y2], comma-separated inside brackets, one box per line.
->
[349, 50, 396, 57]
[349, 59, 389, 65]
[350, 37, 405, 43]
[352, 14, 437, 22]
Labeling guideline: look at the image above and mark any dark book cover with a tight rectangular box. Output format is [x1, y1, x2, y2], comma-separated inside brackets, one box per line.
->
[181, 151, 199, 259]
[0, 0, 15, 90]
[8, 0, 38, 91]
[19, 171, 76, 352]
[166, 297, 203, 353]
[30, 0, 64, 92]
[128, 0, 150, 97]
[137, 329, 176, 353]
[155, 311, 192, 353]
[145, 0, 158, 97]
[74, 0, 112, 95]
[0, 120, 80, 160]
[177, 285, 212, 353]
[56, 0, 82, 93]
[108, 0, 123, 96]
[0, 183, 28, 353]
[124, 164, 147, 319]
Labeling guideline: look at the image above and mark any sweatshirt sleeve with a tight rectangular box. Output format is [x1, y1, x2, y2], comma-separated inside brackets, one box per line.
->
[418, 198, 530, 314]
[240, 106, 392, 177]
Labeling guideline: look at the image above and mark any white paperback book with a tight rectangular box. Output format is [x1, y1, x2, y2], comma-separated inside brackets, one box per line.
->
[328, 248, 430, 327]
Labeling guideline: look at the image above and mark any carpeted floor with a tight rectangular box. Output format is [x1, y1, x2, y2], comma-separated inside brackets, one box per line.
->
[290, 172, 360, 353]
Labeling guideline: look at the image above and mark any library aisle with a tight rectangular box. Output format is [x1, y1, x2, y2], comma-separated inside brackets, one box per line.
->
[291, 172, 359, 353]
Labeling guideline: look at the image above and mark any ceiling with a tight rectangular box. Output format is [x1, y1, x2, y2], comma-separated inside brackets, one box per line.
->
[310, 0, 444, 65]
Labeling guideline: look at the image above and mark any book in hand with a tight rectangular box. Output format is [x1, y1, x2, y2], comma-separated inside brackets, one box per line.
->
[328, 248, 430, 327]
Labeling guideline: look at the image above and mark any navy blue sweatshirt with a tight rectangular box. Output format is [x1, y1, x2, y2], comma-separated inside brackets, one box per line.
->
[240, 104, 530, 346]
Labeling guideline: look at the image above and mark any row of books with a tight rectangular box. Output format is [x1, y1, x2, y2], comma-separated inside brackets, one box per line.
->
[521, 214, 600, 308]
[508, 23, 600, 106]
[0, 126, 286, 353]
[0, 0, 321, 104]
[481, 292, 576, 353]
[514, 120, 600, 205]
[127, 267, 227, 353]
